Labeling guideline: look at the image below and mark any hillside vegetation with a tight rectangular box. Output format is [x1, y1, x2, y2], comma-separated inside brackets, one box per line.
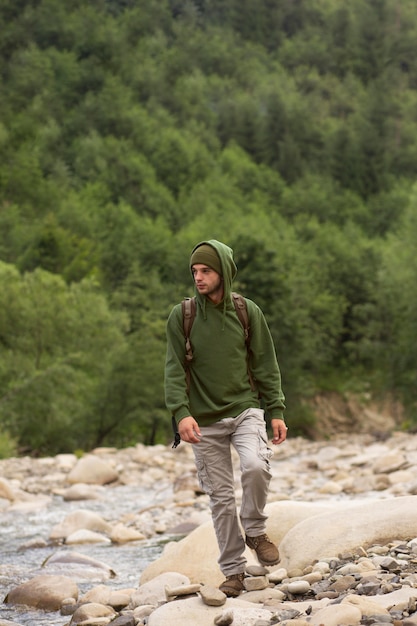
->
[1, 0, 416, 455]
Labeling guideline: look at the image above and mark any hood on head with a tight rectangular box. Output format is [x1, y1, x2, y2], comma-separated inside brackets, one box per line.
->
[190, 239, 237, 303]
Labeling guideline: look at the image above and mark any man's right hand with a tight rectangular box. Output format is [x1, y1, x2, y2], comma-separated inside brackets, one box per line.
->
[178, 416, 202, 444]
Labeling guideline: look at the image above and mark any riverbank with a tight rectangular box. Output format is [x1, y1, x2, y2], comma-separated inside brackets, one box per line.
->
[1, 431, 417, 625]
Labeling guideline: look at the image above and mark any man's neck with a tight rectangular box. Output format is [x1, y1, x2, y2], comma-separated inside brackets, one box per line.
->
[207, 287, 224, 305]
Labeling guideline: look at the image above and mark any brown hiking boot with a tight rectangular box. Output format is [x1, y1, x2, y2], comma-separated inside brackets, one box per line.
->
[219, 572, 245, 597]
[245, 533, 280, 566]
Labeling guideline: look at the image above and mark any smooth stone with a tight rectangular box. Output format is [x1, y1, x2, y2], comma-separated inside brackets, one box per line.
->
[129, 572, 190, 608]
[279, 496, 417, 572]
[140, 501, 336, 587]
[244, 576, 268, 591]
[8, 495, 52, 512]
[5, 574, 78, 611]
[61, 484, 101, 501]
[65, 529, 111, 545]
[109, 523, 146, 543]
[287, 580, 311, 594]
[104, 616, 135, 626]
[80, 585, 133, 609]
[50, 509, 112, 540]
[372, 453, 407, 474]
[41, 550, 116, 581]
[246, 564, 268, 576]
[319, 481, 343, 494]
[309, 603, 362, 625]
[302, 571, 322, 584]
[147, 596, 274, 626]
[366, 586, 417, 609]
[328, 575, 356, 592]
[199, 584, 227, 606]
[140, 521, 257, 587]
[0, 478, 15, 501]
[244, 588, 285, 603]
[165, 583, 201, 600]
[267, 568, 287, 583]
[342, 594, 390, 616]
[69, 601, 116, 624]
[67, 455, 118, 485]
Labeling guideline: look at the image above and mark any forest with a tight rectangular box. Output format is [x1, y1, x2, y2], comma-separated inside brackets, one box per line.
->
[0, 0, 416, 456]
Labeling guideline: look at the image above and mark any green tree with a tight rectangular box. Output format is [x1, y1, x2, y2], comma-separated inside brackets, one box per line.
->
[0, 263, 128, 453]
[370, 193, 417, 409]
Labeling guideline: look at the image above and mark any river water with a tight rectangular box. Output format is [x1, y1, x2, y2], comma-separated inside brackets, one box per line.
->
[0, 484, 173, 625]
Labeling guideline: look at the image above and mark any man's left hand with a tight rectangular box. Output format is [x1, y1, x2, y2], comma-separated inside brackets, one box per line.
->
[271, 418, 288, 445]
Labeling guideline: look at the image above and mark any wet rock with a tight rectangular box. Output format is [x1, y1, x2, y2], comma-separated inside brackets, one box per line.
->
[50, 509, 112, 540]
[65, 529, 111, 545]
[109, 523, 146, 543]
[5, 574, 78, 611]
[80, 585, 132, 610]
[69, 601, 116, 625]
[67, 455, 118, 485]
[61, 484, 102, 501]
[41, 550, 116, 581]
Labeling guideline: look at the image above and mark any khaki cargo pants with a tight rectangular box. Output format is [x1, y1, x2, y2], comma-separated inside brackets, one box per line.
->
[192, 407, 273, 576]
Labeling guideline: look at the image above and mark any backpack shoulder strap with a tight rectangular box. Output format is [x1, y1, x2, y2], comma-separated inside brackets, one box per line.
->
[231, 292, 250, 348]
[231, 292, 256, 392]
[182, 297, 196, 398]
[182, 296, 196, 363]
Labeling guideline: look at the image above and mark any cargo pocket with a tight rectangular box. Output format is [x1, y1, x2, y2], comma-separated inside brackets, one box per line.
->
[257, 427, 273, 464]
[195, 457, 214, 496]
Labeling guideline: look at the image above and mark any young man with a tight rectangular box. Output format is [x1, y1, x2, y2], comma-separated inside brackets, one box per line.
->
[164, 239, 287, 597]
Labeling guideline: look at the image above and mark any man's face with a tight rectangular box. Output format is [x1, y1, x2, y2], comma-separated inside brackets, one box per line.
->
[191, 264, 223, 300]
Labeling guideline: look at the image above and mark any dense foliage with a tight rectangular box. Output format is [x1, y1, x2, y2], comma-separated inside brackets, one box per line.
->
[1, 0, 416, 455]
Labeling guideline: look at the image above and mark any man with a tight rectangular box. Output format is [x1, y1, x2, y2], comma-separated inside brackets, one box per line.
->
[164, 239, 287, 597]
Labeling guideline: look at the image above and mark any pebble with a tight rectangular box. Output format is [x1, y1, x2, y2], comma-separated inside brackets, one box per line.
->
[1, 432, 417, 625]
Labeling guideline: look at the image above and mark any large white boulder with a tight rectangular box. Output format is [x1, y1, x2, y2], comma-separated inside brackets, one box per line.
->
[278, 495, 417, 572]
[140, 500, 336, 586]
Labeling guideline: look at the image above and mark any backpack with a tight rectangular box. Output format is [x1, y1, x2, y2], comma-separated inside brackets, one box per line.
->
[172, 292, 256, 448]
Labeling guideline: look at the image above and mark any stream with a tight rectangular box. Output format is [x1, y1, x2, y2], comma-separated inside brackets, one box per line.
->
[0, 484, 173, 625]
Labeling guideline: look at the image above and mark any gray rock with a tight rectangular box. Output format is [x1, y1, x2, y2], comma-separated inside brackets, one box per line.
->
[244, 575, 268, 591]
[199, 584, 226, 606]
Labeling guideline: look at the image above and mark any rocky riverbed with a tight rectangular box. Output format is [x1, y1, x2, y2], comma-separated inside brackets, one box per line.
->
[1, 430, 417, 625]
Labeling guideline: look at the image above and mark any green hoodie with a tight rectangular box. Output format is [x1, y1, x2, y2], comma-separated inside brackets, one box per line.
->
[164, 239, 285, 426]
